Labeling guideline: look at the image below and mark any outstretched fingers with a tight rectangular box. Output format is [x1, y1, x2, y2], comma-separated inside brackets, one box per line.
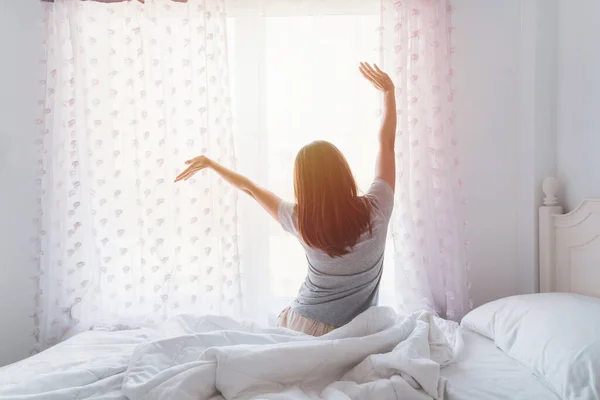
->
[174, 169, 189, 182]
[175, 165, 197, 182]
[359, 65, 372, 81]
[359, 62, 378, 81]
[363, 62, 380, 78]
[360, 62, 390, 92]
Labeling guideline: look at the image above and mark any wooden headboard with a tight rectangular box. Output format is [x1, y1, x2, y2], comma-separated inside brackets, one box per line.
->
[539, 177, 600, 297]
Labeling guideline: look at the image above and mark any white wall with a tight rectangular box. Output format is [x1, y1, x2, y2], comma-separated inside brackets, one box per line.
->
[515, 0, 558, 296]
[452, 0, 558, 306]
[453, 0, 523, 306]
[0, 1, 42, 366]
[557, 0, 600, 211]
[453, 0, 600, 305]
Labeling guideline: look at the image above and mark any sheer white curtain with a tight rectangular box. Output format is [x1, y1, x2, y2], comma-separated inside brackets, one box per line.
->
[35, 0, 240, 348]
[380, 0, 472, 320]
[35, 0, 471, 349]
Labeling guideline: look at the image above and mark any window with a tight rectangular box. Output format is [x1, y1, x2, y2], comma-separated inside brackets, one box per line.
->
[227, 9, 396, 323]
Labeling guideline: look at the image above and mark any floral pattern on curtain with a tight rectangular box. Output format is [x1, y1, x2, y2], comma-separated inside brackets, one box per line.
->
[34, 0, 240, 349]
[34, 0, 472, 351]
[380, 0, 472, 321]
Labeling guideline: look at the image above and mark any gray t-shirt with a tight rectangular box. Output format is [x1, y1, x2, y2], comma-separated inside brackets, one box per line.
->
[278, 179, 394, 327]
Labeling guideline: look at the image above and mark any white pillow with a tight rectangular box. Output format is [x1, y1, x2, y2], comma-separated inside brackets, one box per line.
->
[461, 293, 600, 400]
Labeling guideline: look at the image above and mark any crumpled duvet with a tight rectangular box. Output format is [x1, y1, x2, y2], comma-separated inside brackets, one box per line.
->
[0, 307, 461, 400]
[123, 307, 462, 400]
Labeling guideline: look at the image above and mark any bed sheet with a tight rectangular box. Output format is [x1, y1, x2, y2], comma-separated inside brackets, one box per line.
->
[442, 329, 560, 400]
[0, 328, 150, 399]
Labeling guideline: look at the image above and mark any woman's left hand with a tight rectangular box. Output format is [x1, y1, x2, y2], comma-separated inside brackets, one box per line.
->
[174, 155, 212, 182]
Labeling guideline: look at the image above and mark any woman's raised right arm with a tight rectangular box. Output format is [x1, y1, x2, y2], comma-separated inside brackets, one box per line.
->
[359, 62, 396, 191]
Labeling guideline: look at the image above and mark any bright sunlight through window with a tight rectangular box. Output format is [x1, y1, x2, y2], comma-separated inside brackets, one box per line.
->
[228, 13, 396, 319]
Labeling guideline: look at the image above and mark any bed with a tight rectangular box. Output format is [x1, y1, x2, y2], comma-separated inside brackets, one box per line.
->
[0, 177, 598, 400]
[442, 176, 600, 400]
[442, 329, 561, 400]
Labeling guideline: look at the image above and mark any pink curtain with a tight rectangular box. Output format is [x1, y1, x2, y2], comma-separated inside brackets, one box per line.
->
[381, 0, 472, 321]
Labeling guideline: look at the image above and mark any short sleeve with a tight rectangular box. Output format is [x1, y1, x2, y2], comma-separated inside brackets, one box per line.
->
[278, 201, 298, 235]
[367, 179, 394, 220]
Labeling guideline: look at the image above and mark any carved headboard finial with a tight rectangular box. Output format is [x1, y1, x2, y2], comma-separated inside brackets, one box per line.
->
[542, 177, 560, 206]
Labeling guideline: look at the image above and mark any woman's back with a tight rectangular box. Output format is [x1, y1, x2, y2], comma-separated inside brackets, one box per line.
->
[176, 62, 397, 334]
[278, 179, 394, 327]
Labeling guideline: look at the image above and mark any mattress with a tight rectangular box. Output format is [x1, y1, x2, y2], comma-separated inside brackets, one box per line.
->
[442, 329, 560, 400]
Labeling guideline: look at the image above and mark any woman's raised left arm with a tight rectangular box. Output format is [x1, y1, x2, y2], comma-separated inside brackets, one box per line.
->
[175, 155, 282, 221]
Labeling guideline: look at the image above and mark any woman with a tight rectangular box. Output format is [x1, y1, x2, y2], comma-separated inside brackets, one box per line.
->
[175, 62, 396, 336]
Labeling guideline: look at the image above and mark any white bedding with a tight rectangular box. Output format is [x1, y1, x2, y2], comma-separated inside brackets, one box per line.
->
[462, 293, 600, 400]
[0, 307, 461, 400]
[442, 329, 560, 400]
[0, 327, 159, 399]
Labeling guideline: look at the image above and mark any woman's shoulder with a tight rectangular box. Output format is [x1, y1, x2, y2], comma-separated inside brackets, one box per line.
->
[364, 179, 394, 220]
[278, 201, 298, 235]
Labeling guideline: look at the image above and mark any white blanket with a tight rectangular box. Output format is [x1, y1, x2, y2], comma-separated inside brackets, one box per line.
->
[123, 307, 461, 400]
[0, 307, 461, 400]
[0, 328, 153, 399]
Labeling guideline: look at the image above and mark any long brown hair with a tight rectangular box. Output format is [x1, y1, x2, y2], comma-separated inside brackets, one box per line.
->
[293, 141, 372, 257]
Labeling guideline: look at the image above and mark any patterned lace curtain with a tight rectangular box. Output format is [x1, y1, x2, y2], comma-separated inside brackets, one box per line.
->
[34, 0, 472, 350]
[381, 0, 472, 320]
[35, 0, 240, 349]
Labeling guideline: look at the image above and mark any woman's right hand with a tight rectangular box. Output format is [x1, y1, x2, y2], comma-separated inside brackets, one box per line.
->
[174, 155, 212, 182]
[359, 62, 394, 93]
